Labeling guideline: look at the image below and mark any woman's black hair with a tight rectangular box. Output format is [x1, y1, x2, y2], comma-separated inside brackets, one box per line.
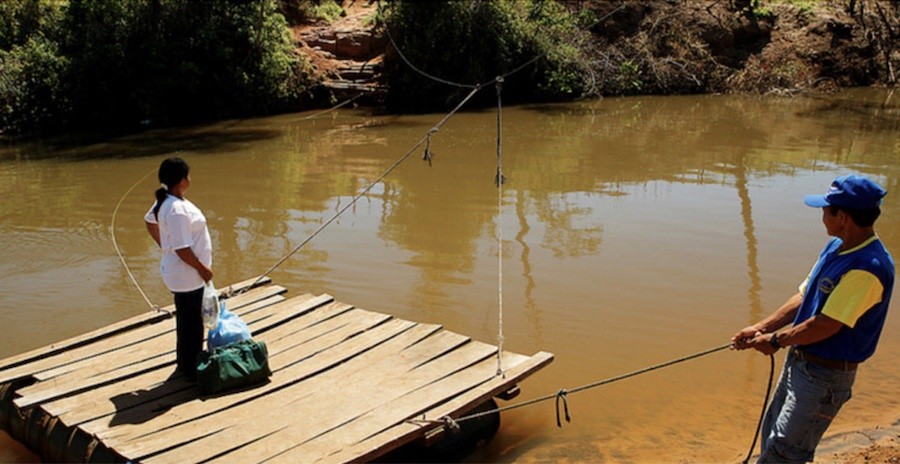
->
[153, 157, 190, 220]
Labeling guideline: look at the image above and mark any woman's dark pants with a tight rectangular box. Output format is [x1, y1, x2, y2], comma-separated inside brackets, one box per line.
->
[173, 287, 204, 379]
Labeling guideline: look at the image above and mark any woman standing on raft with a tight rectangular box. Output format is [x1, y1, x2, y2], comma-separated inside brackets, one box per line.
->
[144, 157, 214, 379]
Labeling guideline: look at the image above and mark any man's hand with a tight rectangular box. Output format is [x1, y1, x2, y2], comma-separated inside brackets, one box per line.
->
[731, 325, 762, 350]
[748, 333, 780, 355]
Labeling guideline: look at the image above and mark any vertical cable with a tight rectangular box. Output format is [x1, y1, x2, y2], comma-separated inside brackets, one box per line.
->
[495, 77, 505, 378]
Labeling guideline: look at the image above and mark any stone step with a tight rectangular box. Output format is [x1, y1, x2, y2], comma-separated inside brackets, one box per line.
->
[336, 61, 381, 81]
[301, 30, 384, 61]
[321, 80, 385, 93]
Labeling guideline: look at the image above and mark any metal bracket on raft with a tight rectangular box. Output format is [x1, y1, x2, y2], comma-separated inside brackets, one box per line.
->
[496, 385, 520, 401]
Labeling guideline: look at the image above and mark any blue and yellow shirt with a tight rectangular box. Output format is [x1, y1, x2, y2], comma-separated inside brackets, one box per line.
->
[796, 236, 894, 362]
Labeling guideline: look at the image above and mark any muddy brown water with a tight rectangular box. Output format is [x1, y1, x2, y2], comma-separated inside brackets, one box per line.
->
[1, 89, 898, 462]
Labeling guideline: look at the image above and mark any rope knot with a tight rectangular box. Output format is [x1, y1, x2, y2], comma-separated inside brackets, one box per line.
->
[441, 415, 461, 435]
[555, 389, 571, 428]
[153, 304, 172, 316]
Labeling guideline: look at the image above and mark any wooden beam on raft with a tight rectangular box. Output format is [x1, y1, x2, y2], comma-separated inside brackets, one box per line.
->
[0, 279, 554, 463]
[11, 285, 292, 410]
[324, 351, 554, 463]
[41, 293, 328, 427]
[0, 276, 271, 374]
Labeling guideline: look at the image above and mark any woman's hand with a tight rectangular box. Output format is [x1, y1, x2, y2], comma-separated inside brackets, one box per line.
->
[175, 247, 213, 283]
[198, 265, 213, 283]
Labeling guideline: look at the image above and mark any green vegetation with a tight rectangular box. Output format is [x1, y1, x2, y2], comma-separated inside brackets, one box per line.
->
[311, 0, 345, 23]
[383, 0, 592, 112]
[0, 0, 312, 135]
[748, 0, 819, 18]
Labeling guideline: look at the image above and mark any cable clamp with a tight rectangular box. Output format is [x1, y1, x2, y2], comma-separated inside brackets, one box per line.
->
[555, 389, 571, 428]
[423, 133, 434, 166]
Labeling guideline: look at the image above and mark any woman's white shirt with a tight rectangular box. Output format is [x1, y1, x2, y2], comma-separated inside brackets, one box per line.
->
[144, 195, 212, 292]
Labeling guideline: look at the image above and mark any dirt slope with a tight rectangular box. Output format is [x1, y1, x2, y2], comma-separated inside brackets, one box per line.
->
[290, 1, 898, 99]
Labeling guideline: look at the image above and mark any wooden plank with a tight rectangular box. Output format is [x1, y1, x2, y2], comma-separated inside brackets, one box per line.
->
[34, 284, 280, 382]
[32, 286, 288, 383]
[0, 276, 557, 464]
[44, 365, 192, 426]
[175, 338, 498, 464]
[81, 307, 391, 441]
[324, 351, 554, 463]
[259, 301, 356, 350]
[87, 307, 400, 442]
[113, 316, 420, 460]
[219, 285, 289, 317]
[44, 294, 296, 427]
[241, 293, 336, 338]
[0, 316, 174, 386]
[13, 290, 319, 410]
[215, 275, 273, 298]
[0, 277, 270, 373]
[0, 311, 172, 376]
[0, 285, 287, 386]
[101, 309, 398, 446]
[279, 351, 530, 462]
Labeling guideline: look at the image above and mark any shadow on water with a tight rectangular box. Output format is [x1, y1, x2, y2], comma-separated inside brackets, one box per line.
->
[798, 89, 899, 132]
[0, 120, 282, 162]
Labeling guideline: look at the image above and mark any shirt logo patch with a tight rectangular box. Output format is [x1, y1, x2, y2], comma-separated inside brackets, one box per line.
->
[817, 277, 836, 294]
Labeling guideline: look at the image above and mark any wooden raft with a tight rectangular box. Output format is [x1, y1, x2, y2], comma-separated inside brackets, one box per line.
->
[0, 277, 553, 463]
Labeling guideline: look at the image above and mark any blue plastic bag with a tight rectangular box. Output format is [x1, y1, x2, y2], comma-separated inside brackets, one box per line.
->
[207, 301, 251, 350]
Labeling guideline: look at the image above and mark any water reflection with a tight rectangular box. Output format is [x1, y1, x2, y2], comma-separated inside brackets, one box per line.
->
[0, 89, 898, 463]
[734, 157, 763, 322]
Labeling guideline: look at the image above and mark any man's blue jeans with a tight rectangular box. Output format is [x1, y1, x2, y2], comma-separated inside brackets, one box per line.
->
[758, 349, 856, 463]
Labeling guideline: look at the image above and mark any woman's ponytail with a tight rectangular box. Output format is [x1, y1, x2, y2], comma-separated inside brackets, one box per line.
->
[152, 184, 168, 221]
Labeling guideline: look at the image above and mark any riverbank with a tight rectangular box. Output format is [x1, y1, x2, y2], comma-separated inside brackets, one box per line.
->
[816, 417, 900, 463]
[294, 0, 899, 105]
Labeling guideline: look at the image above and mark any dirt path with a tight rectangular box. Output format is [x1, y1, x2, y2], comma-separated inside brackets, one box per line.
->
[292, 1, 384, 95]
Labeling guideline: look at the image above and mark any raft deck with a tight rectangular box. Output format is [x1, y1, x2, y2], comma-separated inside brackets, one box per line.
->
[0, 277, 553, 462]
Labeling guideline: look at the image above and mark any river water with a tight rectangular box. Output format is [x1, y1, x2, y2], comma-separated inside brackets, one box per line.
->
[1, 89, 898, 462]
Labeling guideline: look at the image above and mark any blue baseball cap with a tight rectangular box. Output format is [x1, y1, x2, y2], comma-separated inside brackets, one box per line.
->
[804, 175, 886, 209]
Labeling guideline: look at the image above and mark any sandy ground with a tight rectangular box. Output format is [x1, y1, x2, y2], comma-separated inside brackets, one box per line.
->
[814, 419, 900, 463]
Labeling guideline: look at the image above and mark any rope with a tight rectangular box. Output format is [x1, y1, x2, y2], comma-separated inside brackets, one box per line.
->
[110, 167, 165, 313]
[248, 1, 635, 287]
[444, 343, 734, 426]
[381, 2, 627, 91]
[743, 353, 776, 464]
[380, 0, 543, 88]
[297, 93, 365, 121]
[495, 77, 506, 378]
[442, 415, 461, 434]
[247, 85, 484, 289]
[383, 19, 477, 89]
[401, 342, 776, 463]
[111, 92, 367, 308]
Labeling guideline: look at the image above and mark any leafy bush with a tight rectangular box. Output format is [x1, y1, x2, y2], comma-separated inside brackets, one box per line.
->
[384, 0, 592, 112]
[0, 35, 69, 132]
[0, 0, 313, 135]
[0, 0, 61, 51]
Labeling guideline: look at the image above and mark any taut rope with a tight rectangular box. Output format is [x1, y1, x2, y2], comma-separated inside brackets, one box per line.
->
[110, 167, 164, 313]
[248, 85, 484, 290]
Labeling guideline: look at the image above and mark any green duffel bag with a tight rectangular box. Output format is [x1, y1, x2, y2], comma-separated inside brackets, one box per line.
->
[196, 339, 272, 395]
